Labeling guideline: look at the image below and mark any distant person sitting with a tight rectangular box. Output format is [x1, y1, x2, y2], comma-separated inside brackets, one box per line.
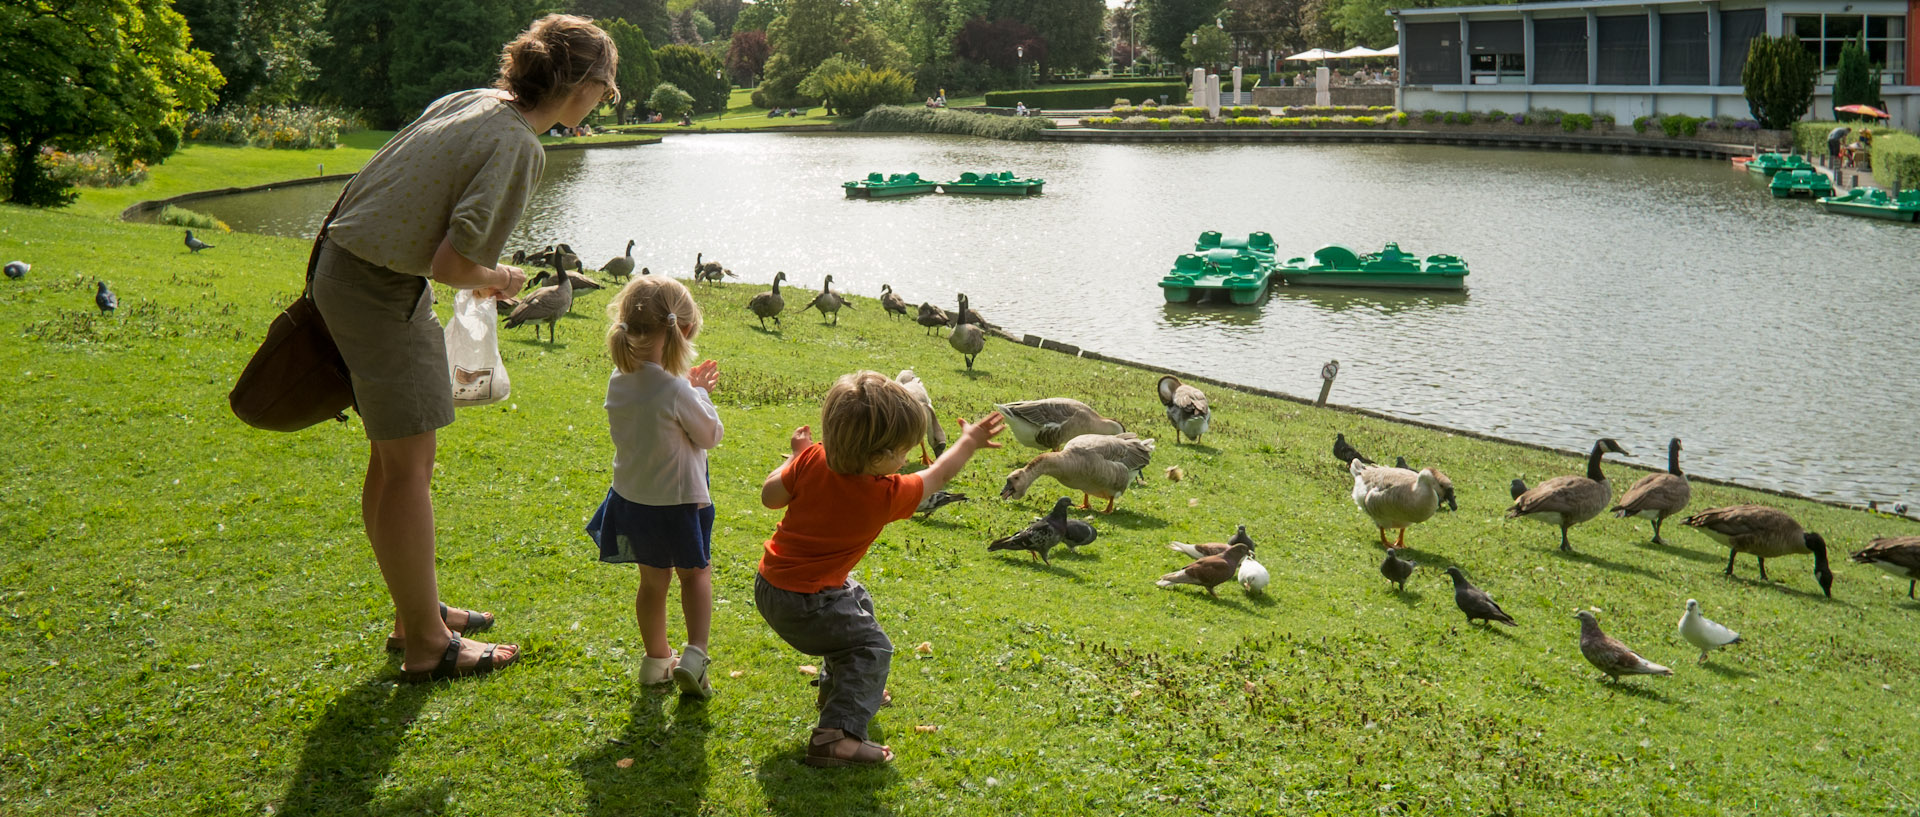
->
[786, 108, 800, 117]
[935, 94, 946, 107]
[678, 114, 693, 126]
[768, 107, 781, 117]
[925, 97, 939, 108]
[1014, 101, 1029, 117]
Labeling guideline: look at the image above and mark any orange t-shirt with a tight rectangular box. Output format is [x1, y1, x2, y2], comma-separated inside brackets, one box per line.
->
[757, 443, 925, 593]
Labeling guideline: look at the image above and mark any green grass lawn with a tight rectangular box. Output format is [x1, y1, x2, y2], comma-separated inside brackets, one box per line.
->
[3, 192, 1920, 815]
[62, 131, 396, 221]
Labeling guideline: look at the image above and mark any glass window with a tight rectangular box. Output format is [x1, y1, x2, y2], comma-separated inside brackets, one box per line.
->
[1793, 15, 1821, 38]
[1826, 14, 1862, 40]
[1868, 16, 1890, 37]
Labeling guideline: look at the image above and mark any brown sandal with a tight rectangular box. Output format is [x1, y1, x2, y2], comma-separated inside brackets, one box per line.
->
[804, 727, 893, 767]
[385, 603, 495, 651]
[399, 636, 517, 684]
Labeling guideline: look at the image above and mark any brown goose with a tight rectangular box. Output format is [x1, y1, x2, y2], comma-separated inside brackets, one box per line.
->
[747, 271, 787, 329]
[994, 398, 1124, 451]
[879, 285, 908, 318]
[1351, 460, 1441, 549]
[948, 293, 985, 369]
[598, 239, 635, 281]
[1156, 375, 1209, 444]
[1506, 437, 1630, 552]
[1682, 504, 1834, 597]
[915, 302, 950, 336]
[804, 274, 853, 325]
[999, 432, 1155, 514]
[1156, 544, 1250, 598]
[1850, 536, 1920, 598]
[1576, 610, 1672, 682]
[1611, 437, 1691, 545]
[503, 258, 573, 344]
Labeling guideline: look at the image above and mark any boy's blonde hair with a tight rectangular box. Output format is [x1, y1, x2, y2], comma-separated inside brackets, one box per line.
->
[607, 276, 701, 375]
[821, 371, 927, 475]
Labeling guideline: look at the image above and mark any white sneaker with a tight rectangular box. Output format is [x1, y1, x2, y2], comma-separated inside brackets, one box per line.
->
[673, 644, 714, 699]
[639, 652, 677, 686]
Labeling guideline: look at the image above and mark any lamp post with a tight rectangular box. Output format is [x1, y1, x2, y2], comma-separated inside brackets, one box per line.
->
[1126, 7, 1144, 73]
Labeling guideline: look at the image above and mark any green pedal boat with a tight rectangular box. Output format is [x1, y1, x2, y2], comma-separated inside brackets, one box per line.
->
[1274, 243, 1469, 291]
[1817, 187, 1920, 222]
[1769, 168, 1834, 199]
[1745, 152, 1815, 178]
[1159, 233, 1279, 305]
[843, 172, 937, 198]
[940, 171, 1044, 195]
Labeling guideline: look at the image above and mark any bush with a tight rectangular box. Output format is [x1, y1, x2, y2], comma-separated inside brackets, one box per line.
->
[983, 82, 1185, 109]
[1113, 98, 1131, 107]
[1632, 115, 1654, 133]
[1561, 113, 1594, 132]
[184, 105, 360, 149]
[1486, 109, 1508, 123]
[839, 106, 1051, 140]
[1872, 130, 1920, 189]
[1597, 114, 1617, 129]
[1660, 114, 1705, 138]
[647, 83, 695, 120]
[45, 149, 148, 188]
[1180, 106, 1206, 118]
[1421, 110, 1441, 123]
[158, 205, 228, 232]
[1743, 33, 1818, 130]
[818, 67, 916, 117]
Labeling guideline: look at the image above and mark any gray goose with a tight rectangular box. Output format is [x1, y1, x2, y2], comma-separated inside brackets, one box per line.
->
[1849, 536, 1920, 598]
[1351, 459, 1441, 549]
[1682, 504, 1834, 597]
[504, 258, 573, 344]
[599, 239, 635, 281]
[915, 303, 950, 336]
[879, 285, 908, 318]
[999, 432, 1155, 513]
[1505, 437, 1630, 552]
[1611, 437, 1691, 545]
[747, 271, 787, 329]
[1157, 376, 1209, 444]
[1395, 456, 1457, 511]
[804, 274, 852, 325]
[948, 293, 984, 369]
[1576, 610, 1672, 682]
[994, 398, 1124, 451]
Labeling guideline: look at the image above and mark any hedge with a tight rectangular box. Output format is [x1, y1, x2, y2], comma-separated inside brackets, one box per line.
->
[985, 82, 1185, 108]
[840, 106, 1053, 140]
[1796, 120, 1920, 188]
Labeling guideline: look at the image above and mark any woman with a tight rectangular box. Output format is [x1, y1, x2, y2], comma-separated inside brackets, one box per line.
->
[313, 14, 618, 682]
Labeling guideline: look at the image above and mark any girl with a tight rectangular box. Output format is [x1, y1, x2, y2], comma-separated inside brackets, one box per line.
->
[586, 276, 723, 698]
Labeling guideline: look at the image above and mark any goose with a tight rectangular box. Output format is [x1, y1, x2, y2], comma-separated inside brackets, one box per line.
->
[1677, 599, 1741, 662]
[694, 252, 724, 279]
[1380, 551, 1416, 592]
[1351, 459, 1441, 549]
[1611, 437, 1691, 545]
[4, 261, 27, 279]
[549, 243, 580, 270]
[1395, 456, 1457, 512]
[948, 293, 984, 369]
[1682, 504, 1834, 597]
[598, 239, 636, 281]
[1506, 437, 1630, 552]
[1156, 376, 1209, 444]
[504, 258, 572, 344]
[988, 497, 1073, 565]
[879, 285, 908, 318]
[1333, 433, 1373, 468]
[1000, 432, 1155, 513]
[804, 274, 853, 325]
[95, 281, 117, 314]
[1156, 543, 1250, 598]
[896, 369, 948, 463]
[747, 271, 787, 329]
[915, 303, 950, 336]
[564, 259, 604, 292]
[694, 265, 736, 285]
[1444, 567, 1514, 626]
[1576, 610, 1672, 682]
[994, 398, 1124, 451]
[1849, 536, 1920, 598]
[184, 230, 214, 252]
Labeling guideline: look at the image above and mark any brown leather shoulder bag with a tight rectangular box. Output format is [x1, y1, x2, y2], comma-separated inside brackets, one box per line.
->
[228, 194, 354, 431]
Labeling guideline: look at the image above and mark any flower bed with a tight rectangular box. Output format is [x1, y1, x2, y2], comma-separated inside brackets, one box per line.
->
[1109, 104, 1266, 119]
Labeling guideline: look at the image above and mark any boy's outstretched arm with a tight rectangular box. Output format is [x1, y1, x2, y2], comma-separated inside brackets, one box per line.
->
[918, 412, 1006, 502]
[761, 425, 811, 509]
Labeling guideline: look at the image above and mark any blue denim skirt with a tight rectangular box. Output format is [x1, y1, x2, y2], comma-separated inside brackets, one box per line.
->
[585, 488, 715, 569]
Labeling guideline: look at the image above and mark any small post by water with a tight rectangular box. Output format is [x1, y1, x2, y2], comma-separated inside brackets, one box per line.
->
[1316, 360, 1339, 407]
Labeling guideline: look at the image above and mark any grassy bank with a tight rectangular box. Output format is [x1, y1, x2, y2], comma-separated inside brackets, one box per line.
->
[62, 130, 395, 220]
[2, 198, 1919, 816]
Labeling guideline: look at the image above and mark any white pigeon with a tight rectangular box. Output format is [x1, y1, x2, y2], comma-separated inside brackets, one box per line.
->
[1677, 598, 1741, 662]
[1237, 557, 1270, 594]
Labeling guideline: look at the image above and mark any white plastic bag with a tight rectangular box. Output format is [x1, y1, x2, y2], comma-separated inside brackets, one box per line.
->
[446, 289, 511, 407]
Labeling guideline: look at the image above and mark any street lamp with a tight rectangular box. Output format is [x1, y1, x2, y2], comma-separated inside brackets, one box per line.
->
[1126, 7, 1145, 72]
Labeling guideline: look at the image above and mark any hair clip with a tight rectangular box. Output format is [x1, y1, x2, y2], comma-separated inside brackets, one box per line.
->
[616, 322, 629, 332]
[666, 312, 678, 326]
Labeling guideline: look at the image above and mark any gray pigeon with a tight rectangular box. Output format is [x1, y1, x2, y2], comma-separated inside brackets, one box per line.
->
[4, 261, 26, 279]
[1510, 478, 1529, 500]
[1063, 518, 1097, 550]
[1577, 610, 1673, 682]
[1381, 551, 1416, 592]
[1445, 567, 1515, 626]
[184, 230, 213, 252]
[1334, 433, 1372, 467]
[94, 281, 117, 314]
[988, 497, 1072, 565]
[917, 490, 969, 517]
[1157, 543, 1251, 598]
[1226, 524, 1256, 551]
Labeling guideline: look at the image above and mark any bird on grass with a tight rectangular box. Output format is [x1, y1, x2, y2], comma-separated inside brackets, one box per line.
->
[1157, 543, 1251, 598]
[184, 230, 214, 252]
[95, 281, 118, 314]
[949, 293, 984, 369]
[599, 239, 636, 282]
[1506, 437, 1631, 552]
[805, 274, 852, 325]
[693, 252, 724, 280]
[1682, 504, 1834, 598]
[4, 261, 26, 279]
[1157, 375, 1209, 444]
[995, 398, 1125, 452]
[1000, 433, 1155, 514]
[1170, 525, 1257, 559]
[1509, 478, 1529, 500]
[1576, 610, 1672, 682]
[916, 490, 968, 518]
[1677, 599, 1741, 663]
[748, 271, 787, 329]
[1395, 456, 1457, 511]
[504, 258, 572, 344]
[895, 370, 948, 464]
[879, 285, 908, 318]
[988, 497, 1073, 565]
[1445, 567, 1514, 626]
[1612, 437, 1691, 545]
[1351, 459, 1442, 549]
[694, 265, 733, 285]
[1849, 536, 1920, 598]
[1334, 433, 1373, 468]
[1381, 551, 1416, 592]
[1237, 557, 1270, 594]
[915, 303, 950, 336]
[1063, 517, 1097, 550]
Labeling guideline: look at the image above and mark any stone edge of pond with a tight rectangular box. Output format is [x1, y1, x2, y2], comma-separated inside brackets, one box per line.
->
[1044, 127, 1763, 159]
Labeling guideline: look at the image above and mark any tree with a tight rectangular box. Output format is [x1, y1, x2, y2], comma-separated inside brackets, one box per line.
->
[605, 17, 660, 122]
[1224, 0, 1321, 62]
[572, 0, 672, 45]
[953, 17, 1042, 72]
[733, 0, 783, 32]
[984, 0, 1106, 75]
[693, 0, 742, 37]
[175, 0, 328, 106]
[1, 0, 222, 206]
[755, 0, 905, 107]
[1141, 0, 1222, 65]
[725, 29, 771, 83]
[386, 0, 548, 127]
[1831, 37, 1883, 120]
[308, 0, 395, 124]
[655, 44, 730, 112]
[1184, 25, 1231, 68]
[1742, 33, 1818, 130]
[647, 81, 694, 118]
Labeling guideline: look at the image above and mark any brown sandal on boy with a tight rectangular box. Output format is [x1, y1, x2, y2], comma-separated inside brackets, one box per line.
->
[385, 603, 495, 651]
[803, 727, 894, 767]
[399, 636, 517, 684]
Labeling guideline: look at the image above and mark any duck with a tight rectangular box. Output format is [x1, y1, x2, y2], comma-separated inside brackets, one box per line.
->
[1000, 432, 1155, 514]
[1505, 437, 1631, 552]
[598, 239, 635, 281]
[948, 293, 984, 369]
[1444, 567, 1514, 626]
[747, 271, 787, 329]
[1681, 504, 1834, 597]
[1611, 437, 1691, 545]
[915, 302, 950, 336]
[988, 497, 1073, 565]
[1156, 543, 1250, 598]
[895, 369, 948, 463]
[184, 230, 214, 253]
[1577, 610, 1672, 682]
[1394, 456, 1457, 511]
[879, 285, 908, 319]
[1156, 376, 1209, 444]
[503, 258, 572, 344]
[1677, 599, 1741, 662]
[1351, 459, 1441, 549]
[1849, 536, 1920, 598]
[4, 260, 27, 279]
[994, 398, 1124, 451]
[804, 274, 852, 325]
[1333, 433, 1373, 468]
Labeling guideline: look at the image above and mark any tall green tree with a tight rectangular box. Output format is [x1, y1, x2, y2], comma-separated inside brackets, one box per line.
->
[174, 0, 328, 106]
[1742, 32, 1818, 130]
[693, 0, 742, 37]
[987, 0, 1107, 75]
[1831, 37, 1883, 120]
[386, 0, 548, 127]
[572, 0, 672, 45]
[308, 0, 396, 124]
[605, 17, 660, 122]
[1184, 24, 1231, 68]
[655, 43, 730, 112]
[755, 0, 904, 106]
[1140, 0, 1222, 65]
[0, 0, 222, 205]
[733, 0, 783, 32]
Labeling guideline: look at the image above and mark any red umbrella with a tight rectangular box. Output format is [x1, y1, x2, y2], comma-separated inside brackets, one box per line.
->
[1835, 104, 1890, 119]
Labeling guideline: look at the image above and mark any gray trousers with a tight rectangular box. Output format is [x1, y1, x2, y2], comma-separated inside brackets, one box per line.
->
[754, 574, 892, 740]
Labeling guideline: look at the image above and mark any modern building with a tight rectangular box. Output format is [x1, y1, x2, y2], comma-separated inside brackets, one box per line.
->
[1391, 0, 1917, 130]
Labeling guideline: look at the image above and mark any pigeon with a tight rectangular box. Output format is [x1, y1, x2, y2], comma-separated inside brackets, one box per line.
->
[1576, 610, 1673, 682]
[1444, 567, 1514, 626]
[1062, 518, 1097, 550]
[1677, 599, 1741, 662]
[916, 490, 968, 518]
[1509, 478, 1529, 500]
[1381, 551, 1416, 592]
[4, 261, 26, 279]
[1396, 456, 1458, 512]
[988, 497, 1073, 565]
[94, 281, 118, 314]
[1237, 557, 1270, 594]
[1226, 524, 1256, 551]
[1157, 543, 1251, 598]
[1334, 433, 1373, 468]
[1171, 525, 1256, 559]
[184, 230, 214, 252]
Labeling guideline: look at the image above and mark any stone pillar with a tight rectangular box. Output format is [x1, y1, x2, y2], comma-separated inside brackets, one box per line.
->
[1315, 65, 1330, 107]
[1208, 74, 1222, 119]
[1192, 67, 1206, 107]
[1231, 65, 1243, 106]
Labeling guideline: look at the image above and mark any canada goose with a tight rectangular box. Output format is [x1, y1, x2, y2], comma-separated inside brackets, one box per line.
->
[95, 281, 117, 314]
[1849, 536, 1920, 598]
[1506, 437, 1630, 552]
[694, 265, 735, 285]
[504, 258, 572, 344]
[1444, 567, 1514, 626]
[880, 285, 908, 318]
[949, 293, 984, 369]
[988, 497, 1073, 565]
[1611, 437, 1691, 545]
[1000, 432, 1155, 513]
[896, 369, 948, 463]
[565, 259, 603, 291]
[1677, 599, 1741, 662]
[184, 230, 213, 252]
[599, 239, 636, 281]
[748, 271, 787, 329]
[694, 252, 723, 278]
[804, 274, 853, 325]
[1351, 459, 1441, 549]
[1682, 504, 1834, 597]
[1381, 551, 1416, 592]
[1576, 610, 1672, 682]
[1157, 543, 1251, 598]
[994, 398, 1124, 451]
[1333, 433, 1373, 468]
[916, 303, 951, 336]
[1394, 456, 1457, 512]
[1157, 376, 1209, 444]
[5, 260, 28, 279]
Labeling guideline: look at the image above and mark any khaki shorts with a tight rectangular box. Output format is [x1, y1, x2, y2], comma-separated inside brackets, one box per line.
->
[311, 238, 453, 441]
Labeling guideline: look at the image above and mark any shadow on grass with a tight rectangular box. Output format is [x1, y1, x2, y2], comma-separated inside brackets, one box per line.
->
[1055, 546, 1102, 562]
[1552, 548, 1662, 581]
[1701, 660, 1760, 679]
[992, 554, 1078, 578]
[1163, 442, 1221, 456]
[1599, 680, 1674, 703]
[575, 691, 711, 817]
[1455, 621, 1519, 639]
[750, 323, 785, 335]
[506, 336, 568, 351]
[756, 743, 896, 817]
[1100, 508, 1168, 529]
[955, 367, 992, 380]
[1718, 571, 1848, 604]
[1631, 538, 1721, 565]
[1159, 587, 1260, 613]
[910, 517, 970, 531]
[1388, 588, 1426, 606]
[274, 674, 440, 817]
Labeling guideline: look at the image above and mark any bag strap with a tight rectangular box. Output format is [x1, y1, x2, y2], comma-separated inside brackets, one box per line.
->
[303, 184, 352, 297]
